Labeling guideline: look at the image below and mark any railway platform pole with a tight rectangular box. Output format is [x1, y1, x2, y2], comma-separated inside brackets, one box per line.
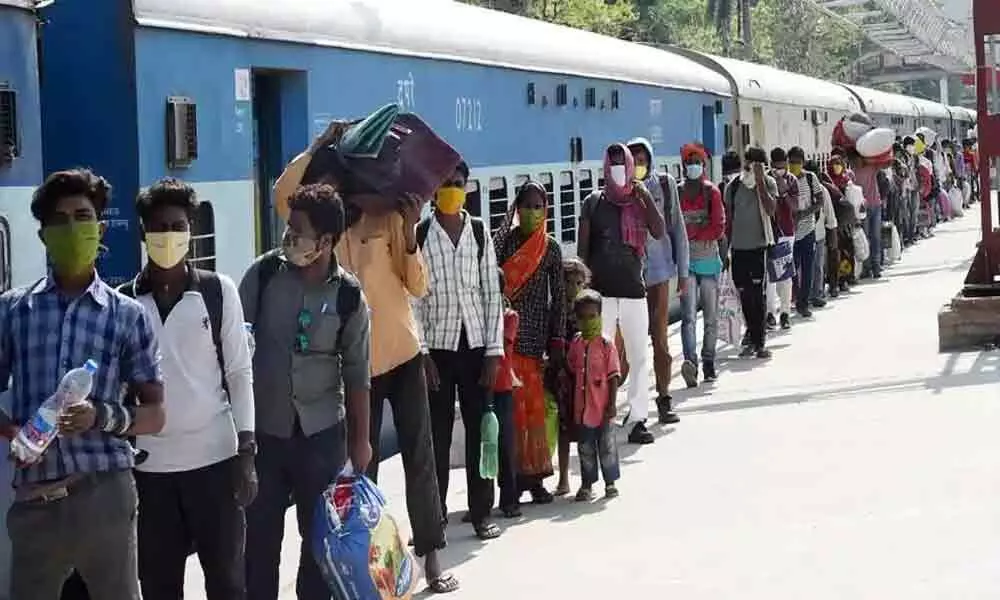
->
[937, 0, 1000, 351]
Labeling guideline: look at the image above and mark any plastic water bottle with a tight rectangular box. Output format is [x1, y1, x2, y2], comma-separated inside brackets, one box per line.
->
[244, 323, 256, 357]
[479, 408, 499, 480]
[11, 360, 98, 465]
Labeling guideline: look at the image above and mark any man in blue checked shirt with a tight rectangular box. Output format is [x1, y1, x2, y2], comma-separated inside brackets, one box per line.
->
[0, 169, 164, 600]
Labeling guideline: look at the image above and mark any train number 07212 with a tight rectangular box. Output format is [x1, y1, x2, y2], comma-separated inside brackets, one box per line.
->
[455, 97, 483, 132]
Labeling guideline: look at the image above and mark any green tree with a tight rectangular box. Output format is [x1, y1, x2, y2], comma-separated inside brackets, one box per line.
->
[529, 0, 637, 37]
[750, 0, 861, 80]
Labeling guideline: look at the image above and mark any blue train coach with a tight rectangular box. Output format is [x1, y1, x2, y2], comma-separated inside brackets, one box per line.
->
[36, 0, 732, 283]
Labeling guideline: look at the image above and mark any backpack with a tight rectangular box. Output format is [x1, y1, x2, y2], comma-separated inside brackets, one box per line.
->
[118, 268, 234, 399]
[253, 249, 361, 355]
[416, 216, 486, 263]
[658, 174, 679, 227]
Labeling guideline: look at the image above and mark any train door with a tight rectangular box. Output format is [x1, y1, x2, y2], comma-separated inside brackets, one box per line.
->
[702, 104, 717, 178]
[251, 70, 308, 255]
[752, 106, 765, 148]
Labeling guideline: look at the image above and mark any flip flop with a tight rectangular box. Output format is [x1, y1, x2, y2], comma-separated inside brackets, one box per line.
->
[473, 521, 502, 540]
[428, 573, 460, 594]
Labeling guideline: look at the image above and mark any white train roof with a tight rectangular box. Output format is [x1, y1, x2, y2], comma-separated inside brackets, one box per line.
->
[840, 84, 921, 117]
[948, 105, 976, 121]
[696, 53, 860, 111]
[908, 96, 952, 120]
[0, 1, 34, 9]
[131, 0, 731, 96]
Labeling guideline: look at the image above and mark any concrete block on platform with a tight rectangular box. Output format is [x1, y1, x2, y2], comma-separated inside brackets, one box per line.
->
[938, 293, 1000, 351]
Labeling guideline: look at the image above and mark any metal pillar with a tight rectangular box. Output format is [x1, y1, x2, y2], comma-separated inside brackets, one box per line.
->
[939, 76, 949, 105]
[963, 0, 1000, 295]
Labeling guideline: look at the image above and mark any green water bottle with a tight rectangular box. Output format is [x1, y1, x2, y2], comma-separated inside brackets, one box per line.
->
[479, 405, 499, 480]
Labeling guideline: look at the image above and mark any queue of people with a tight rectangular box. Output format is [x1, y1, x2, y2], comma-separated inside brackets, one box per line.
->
[0, 117, 977, 600]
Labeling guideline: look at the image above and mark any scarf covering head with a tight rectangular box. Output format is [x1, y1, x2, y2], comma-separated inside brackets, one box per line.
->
[681, 143, 708, 164]
[503, 181, 549, 300]
[603, 144, 646, 256]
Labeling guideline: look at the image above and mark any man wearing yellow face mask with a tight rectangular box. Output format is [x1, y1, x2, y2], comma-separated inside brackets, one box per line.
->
[626, 137, 687, 428]
[0, 169, 166, 600]
[119, 178, 256, 600]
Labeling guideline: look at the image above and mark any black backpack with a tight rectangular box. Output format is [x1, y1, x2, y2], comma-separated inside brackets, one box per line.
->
[252, 249, 362, 355]
[416, 216, 486, 263]
[118, 268, 234, 399]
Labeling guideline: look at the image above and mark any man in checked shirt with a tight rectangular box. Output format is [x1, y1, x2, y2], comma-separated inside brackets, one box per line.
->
[0, 169, 165, 600]
[416, 163, 505, 542]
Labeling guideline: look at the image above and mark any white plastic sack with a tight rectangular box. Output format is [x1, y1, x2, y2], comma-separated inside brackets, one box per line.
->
[962, 181, 972, 205]
[844, 183, 866, 221]
[888, 223, 902, 263]
[949, 187, 964, 217]
[852, 227, 870, 264]
[717, 270, 744, 346]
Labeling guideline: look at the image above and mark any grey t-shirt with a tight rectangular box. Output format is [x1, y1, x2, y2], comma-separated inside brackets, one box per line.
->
[726, 175, 778, 251]
[239, 254, 371, 439]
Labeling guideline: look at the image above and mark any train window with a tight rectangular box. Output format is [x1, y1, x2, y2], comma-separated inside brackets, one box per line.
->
[538, 172, 556, 235]
[488, 177, 509, 231]
[0, 87, 19, 165]
[0, 216, 10, 292]
[674, 164, 682, 181]
[189, 201, 216, 271]
[740, 123, 750, 148]
[724, 124, 733, 150]
[465, 180, 482, 217]
[611, 90, 620, 110]
[556, 84, 568, 106]
[166, 96, 198, 169]
[559, 171, 575, 243]
[824, 112, 829, 123]
[514, 174, 530, 195]
[578, 169, 594, 212]
[803, 109, 808, 121]
[585, 88, 596, 109]
[526, 83, 536, 106]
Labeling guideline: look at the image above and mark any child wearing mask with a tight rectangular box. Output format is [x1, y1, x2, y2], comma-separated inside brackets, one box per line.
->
[565, 290, 621, 501]
[552, 257, 591, 496]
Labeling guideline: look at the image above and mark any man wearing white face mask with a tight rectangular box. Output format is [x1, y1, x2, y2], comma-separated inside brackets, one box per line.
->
[119, 178, 256, 600]
[579, 144, 665, 445]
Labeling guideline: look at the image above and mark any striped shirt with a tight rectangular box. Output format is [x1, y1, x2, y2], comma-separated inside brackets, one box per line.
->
[0, 274, 162, 486]
[413, 212, 504, 356]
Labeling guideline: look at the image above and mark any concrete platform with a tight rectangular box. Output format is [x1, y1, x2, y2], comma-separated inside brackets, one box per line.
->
[184, 213, 1000, 599]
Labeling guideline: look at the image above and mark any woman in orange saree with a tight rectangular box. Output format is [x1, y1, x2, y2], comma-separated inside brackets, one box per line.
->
[495, 181, 566, 505]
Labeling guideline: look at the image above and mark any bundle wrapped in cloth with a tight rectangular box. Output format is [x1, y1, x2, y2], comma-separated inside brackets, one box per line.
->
[302, 103, 462, 213]
[831, 112, 895, 167]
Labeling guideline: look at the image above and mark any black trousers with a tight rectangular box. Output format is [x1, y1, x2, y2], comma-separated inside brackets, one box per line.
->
[493, 390, 518, 509]
[135, 458, 245, 600]
[732, 247, 767, 349]
[367, 354, 447, 557]
[428, 332, 495, 524]
[246, 422, 346, 600]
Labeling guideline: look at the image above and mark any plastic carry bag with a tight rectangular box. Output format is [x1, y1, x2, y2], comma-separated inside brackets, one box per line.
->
[852, 227, 870, 264]
[544, 390, 559, 457]
[888, 223, 902, 263]
[949, 187, 964, 217]
[312, 465, 420, 600]
[717, 270, 744, 346]
[844, 183, 866, 221]
[766, 236, 795, 283]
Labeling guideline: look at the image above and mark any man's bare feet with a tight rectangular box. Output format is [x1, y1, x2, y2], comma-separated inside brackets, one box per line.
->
[554, 480, 571, 496]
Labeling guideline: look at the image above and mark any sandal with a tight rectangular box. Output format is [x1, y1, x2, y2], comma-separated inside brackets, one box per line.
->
[428, 573, 460, 594]
[473, 521, 502, 540]
[575, 487, 596, 502]
[604, 484, 619, 499]
[530, 487, 554, 505]
[500, 504, 522, 519]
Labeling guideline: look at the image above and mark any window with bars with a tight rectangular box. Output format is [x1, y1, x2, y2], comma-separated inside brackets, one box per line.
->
[0, 87, 18, 164]
[488, 177, 509, 231]
[189, 202, 216, 271]
[465, 180, 482, 217]
[559, 171, 575, 243]
[539, 172, 555, 235]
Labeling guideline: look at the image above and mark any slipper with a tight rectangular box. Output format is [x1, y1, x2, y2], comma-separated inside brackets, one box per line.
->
[473, 521, 502, 540]
[530, 487, 554, 505]
[428, 573, 460, 594]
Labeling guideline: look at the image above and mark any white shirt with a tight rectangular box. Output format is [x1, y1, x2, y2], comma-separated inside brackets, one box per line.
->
[413, 212, 504, 356]
[134, 270, 254, 473]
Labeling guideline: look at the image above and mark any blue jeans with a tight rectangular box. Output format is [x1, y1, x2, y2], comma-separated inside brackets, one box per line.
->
[577, 423, 620, 487]
[680, 273, 720, 363]
[792, 230, 816, 312]
[865, 204, 883, 276]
